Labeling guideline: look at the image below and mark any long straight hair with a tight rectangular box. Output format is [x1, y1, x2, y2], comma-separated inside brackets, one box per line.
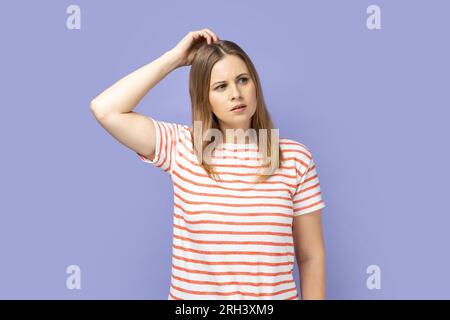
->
[188, 40, 284, 183]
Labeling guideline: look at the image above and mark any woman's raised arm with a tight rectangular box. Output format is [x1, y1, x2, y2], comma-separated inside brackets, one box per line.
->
[89, 29, 219, 160]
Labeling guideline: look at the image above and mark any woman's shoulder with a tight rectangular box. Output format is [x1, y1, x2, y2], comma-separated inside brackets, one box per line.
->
[279, 137, 315, 172]
[279, 137, 312, 156]
[149, 119, 192, 145]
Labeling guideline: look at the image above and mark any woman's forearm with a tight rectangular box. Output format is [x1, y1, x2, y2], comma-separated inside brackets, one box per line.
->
[90, 50, 181, 118]
[298, 256, 326, 299]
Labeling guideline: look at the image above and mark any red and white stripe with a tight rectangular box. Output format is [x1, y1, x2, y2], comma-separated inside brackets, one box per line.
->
[137, 117, 325, 300]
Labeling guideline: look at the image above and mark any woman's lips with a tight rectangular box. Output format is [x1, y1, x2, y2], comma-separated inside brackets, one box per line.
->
[231, 105, 247, 113]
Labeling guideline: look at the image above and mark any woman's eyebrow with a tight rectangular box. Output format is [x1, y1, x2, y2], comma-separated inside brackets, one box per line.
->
[212, 73, 248, 86]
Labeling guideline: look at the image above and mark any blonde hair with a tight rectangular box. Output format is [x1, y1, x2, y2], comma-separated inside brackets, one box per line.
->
[188, 40, 284, 183]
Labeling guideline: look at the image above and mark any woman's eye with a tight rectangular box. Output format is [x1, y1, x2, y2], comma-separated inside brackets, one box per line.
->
[215, 78, 248, 90]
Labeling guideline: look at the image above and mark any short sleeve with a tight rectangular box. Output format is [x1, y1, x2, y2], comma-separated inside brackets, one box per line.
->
[292, 149, 326, 216]
[136, 117, 182, 176]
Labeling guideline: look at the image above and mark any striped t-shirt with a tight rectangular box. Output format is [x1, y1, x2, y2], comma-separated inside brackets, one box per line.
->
[136, 117, 326, 300]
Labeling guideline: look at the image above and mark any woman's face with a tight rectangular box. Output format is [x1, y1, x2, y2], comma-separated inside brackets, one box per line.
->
[209, 55, 257, 139]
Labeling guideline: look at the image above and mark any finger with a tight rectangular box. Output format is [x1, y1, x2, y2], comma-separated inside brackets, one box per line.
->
[195, 30, 208, 44]
[201, 31, 212, 44]
[193, 31, 203, 39]
[204, 29, 219, 42]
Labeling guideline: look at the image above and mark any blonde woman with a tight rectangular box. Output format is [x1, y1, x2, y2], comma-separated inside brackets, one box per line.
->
[90, 28, 326, 300]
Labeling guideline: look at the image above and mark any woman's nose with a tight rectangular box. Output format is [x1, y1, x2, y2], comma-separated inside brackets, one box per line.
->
[230, 84, 241, 98]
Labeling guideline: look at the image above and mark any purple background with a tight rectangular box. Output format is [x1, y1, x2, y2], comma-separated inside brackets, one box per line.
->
[1, 0, 449, 299]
